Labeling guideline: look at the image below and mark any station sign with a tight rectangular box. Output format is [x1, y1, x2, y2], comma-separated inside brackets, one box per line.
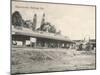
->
[30, 37, 36, 42]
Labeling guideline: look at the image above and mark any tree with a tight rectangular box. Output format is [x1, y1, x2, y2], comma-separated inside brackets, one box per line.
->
[24, 20, 33, 28]
[49, 25, 56, 33]
[12, 11, 24, 27]
[32, 14, 37, 30]
[41, 13, 45, 26]
[40, 22, 51, 32]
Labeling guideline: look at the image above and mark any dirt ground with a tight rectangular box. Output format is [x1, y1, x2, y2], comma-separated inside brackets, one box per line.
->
[11, 48, 96, 74]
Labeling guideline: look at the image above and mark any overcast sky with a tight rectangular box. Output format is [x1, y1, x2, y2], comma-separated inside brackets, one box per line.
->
[12, 1, 95, 40]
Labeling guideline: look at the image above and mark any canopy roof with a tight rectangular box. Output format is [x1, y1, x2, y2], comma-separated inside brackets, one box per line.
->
[12, 27, 73, 43]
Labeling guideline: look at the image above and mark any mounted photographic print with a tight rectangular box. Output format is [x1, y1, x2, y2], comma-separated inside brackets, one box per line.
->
[11, 0, 96, 74]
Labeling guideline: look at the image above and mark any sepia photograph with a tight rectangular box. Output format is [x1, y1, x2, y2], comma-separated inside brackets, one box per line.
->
[11, 0, 96, 75]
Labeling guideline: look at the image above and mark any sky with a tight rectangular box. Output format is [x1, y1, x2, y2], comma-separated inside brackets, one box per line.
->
[12, 1, 95, 40]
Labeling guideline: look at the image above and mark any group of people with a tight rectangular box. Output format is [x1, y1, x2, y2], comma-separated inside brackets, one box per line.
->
[77, 43, 95, 51]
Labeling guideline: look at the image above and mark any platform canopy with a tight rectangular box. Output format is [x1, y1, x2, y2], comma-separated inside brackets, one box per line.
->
[12, 27, 73, 43]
